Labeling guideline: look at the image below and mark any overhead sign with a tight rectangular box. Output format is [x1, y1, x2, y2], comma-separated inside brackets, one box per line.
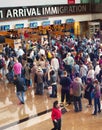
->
[0, 4, 90, 20]
[30, 22, 38, 28]
[15, 24, 24, 29]
[42, 21, 50, 26]
[54, 20, 61, 25]
[66, 18, 75, 23]
[0, 25, 10, 30]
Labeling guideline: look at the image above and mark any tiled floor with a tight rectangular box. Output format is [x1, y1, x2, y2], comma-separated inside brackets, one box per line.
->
[0, 79, 102, 130]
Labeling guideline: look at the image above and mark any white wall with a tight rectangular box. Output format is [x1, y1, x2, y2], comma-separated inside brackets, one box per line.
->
[92, 13, 102, 20]
[0, 0, 67, 7]
[0, 0, 81, 7]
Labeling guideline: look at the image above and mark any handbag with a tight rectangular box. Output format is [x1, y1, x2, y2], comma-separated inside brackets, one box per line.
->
[70, 88, 73, 95]
[48, 86, 52, 95]
[61, 107, 67, 114]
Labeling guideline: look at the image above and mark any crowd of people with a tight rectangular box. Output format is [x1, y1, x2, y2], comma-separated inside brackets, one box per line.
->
[0, 32, 102, 118]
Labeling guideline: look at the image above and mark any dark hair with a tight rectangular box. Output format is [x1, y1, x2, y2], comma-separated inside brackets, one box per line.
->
[14, 75, 18, 79]
[53, 100, 58, 108]
[100, 55, 102, 59]
[87, 78, 92, 83]
[50, 70, 55, 75]
[75, 73, 80, 77]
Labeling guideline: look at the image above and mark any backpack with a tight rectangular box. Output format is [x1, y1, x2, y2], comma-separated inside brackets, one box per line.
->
[0, 59, 4, 69]
[47, 51, 52, 59]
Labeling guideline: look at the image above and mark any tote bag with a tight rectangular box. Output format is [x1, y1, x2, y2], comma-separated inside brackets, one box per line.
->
[48, 86, 52, 95]
[70, 88, 73, 95]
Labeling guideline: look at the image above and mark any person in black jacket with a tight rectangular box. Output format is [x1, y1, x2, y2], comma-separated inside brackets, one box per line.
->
[84, 78, 94, 107]
[13, 75, 25, 105]
[60, 71, 72, 106]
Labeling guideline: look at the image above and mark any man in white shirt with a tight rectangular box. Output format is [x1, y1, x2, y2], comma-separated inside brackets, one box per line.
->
[63, 52, 74, 76]
[38, 48, 45, 56]
[17, 46, 24, 58]
[51, 53, 59, 72]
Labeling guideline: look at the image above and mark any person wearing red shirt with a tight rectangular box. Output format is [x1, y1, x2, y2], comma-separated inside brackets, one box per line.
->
[24, 31, 29, 39]
[51, 100, 62, 130]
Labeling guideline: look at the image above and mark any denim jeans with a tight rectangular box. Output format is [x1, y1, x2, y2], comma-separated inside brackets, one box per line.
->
[94, 97, 101, 114]
[16, 91, 25, 103]
[81, 76, 87, 84]
[73, 96, 82, 112]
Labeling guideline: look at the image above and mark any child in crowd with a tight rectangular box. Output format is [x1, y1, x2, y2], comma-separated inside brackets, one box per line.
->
[51, 100, 62, 130]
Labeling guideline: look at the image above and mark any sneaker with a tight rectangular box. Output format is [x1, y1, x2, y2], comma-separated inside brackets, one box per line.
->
[21, 101, 25, 104]
[75, 110, 79, 112]
[98, 110, 101, 113]
[92, 113, 97, 115]
[17, 102, 22, 105]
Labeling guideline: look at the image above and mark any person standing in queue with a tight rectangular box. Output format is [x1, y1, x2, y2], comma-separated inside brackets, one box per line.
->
[13, 75, 25, 105]
[92, 79, 101, 115]
[13, 58, 22, 77]
[60, 70, 72, 106]
[50, 69, 57, 98]
[70, 73, 83, 112]
[51, 100, 62, 130]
